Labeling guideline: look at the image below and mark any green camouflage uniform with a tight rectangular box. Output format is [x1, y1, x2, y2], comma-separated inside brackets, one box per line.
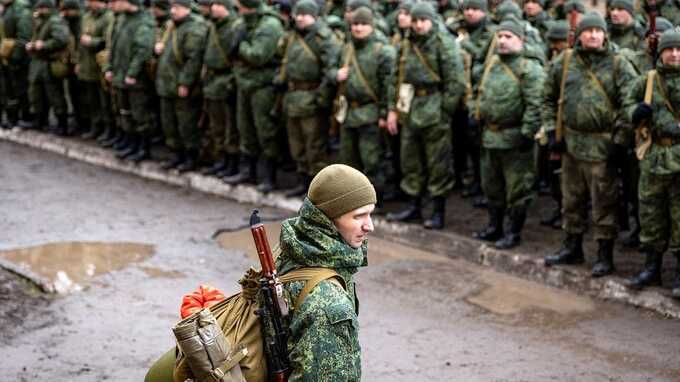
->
[0, 0, 32, 124]
[332, 32, 396, 195]
[543, 41, 637, 240]
[156, 13, 208, 152]
[279, 20, 340, 177]
[234, 5, 284, 161]
[525, 10, 552, 40]
[651, 0, 680, 27]
[276, 198, 364, 382]
[608, 20, 645, 51]
[400, 24, 466, 198]
[27, 8, 70, 122]
[202, 14, 240, 160]
[475, 50, 544, 213]
[625, 63, 680, 253]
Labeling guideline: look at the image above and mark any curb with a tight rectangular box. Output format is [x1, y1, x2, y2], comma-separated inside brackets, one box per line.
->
[2, 128, 679, 318]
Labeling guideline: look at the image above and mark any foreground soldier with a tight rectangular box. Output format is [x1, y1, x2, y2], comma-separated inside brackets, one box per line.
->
[543, 12, 637, 277]
[0, 0, 32, 129]
[625, 29, 680, 298]
[471, 16, 544, 250]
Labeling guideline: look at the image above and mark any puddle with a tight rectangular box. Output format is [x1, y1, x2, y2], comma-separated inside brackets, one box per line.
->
[138, 266, 185, 279]
[214, 221, 449, 266]
[465, 270, 596, 315]
[0, 242, 154, 293]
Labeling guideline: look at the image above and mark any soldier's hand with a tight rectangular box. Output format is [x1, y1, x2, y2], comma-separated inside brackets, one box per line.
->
[632, 102, 653, 126]
[336, 67, 349, 82]
[25, 41, 33, 51]
[154, 42, 164, 56]
[34, 40, 44, 51]
[386, 110, 399, 136]
[74, 64, 80, 75]
[178, 85, 189, 98]
[124, 76, 137, 86]
[80, 34, 92, 46]
[105, 71, 113, 82]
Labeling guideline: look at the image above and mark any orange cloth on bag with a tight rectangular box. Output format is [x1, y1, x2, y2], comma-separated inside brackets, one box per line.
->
[180, 285, 227, 319]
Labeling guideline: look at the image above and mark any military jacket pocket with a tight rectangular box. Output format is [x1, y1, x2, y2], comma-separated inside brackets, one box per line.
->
[408, 92, 441, 129]
[283, 90, 318, 118]
[325, 303, 358, 352]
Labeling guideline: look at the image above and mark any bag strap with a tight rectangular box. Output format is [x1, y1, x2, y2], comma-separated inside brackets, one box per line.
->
[397, 36, 411, 89]
[644, 69, 656, 104]
[555, 48, 573, 142]
[209, 23, 229, 66]
[475, 54, 498, 120]
[209, 346, 249, 381]
[348, 42, 379, 103]
[412, 42, 441, 82]
[655, 71, 680, 121]
[170, 24, 184, 66]
[280, 267, 345, 310]
[574, 53, 615, 113]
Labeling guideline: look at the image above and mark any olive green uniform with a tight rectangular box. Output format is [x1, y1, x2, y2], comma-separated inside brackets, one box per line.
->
[0, 0, 32, 125]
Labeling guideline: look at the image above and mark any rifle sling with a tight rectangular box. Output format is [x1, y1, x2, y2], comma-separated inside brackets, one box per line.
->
[556, 49, 573, 142]
[348, 42, 379, 103]
[412, 42, 441, 83]
[209, 23, 230, 67]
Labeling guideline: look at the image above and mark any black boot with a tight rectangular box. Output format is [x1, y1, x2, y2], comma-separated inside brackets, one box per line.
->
[284, 173, 309, 197]
[473, 207, 505, 242]
[216, 154, 239, 177]
[625, 250, 662, 290]
[592, 239, 616, 277]
[540, 207, 562, 228]
[224, 156, 257, 185]
[544, 233, 585, 266]
[471, 195, 488, 209]
[55, 114, 69, 136]
[6, 108, 18, 129]
[177, 149, 199, 173]
[127, 135, 151, 163]
[622, 220, 641, 248]
[423, 196, 446, 230]
[113, 132, 131, 150]
[386, 196, 422, 223]
[256, 159, 277, 193]
[161, 150, 186, 170]
[202, 155, 228, 176]
[116, 133, 139, 159]
[17, 113, 37, 129]
[100, 128, 121, 147]
[81, 122, 102, 140]
[495, 207, 526, 250]
[672, 252, 680, 299]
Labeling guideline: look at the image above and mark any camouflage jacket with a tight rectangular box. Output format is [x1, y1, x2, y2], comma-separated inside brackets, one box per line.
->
[275, 198, 365, 382]
[619, 47, 654, 76]
[474, 51, 545, 149]
[330, 32, 396, 127]
[202, 14, 240, 100]
[234, 5, 284, 92]
[109, 10, 155, 89]
[402, 24, 466, 128]
[608, 21, 645, 51]
[656, 0, 680, 27]
[625, 64, 680, 175]
[543, 42, 637, 162]
[77, 9, 114, 81]
[28, 10, 70, 82]
[0, 0, 32, 67]
[279, 21, 340, 117]
[525, 11, 552, 40]
[457, 17, 496, 68]
[156, 13, 208, 97]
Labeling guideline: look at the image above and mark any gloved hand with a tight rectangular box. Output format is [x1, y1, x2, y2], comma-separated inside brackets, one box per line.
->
[608, 143, 627, 167]
[518, 135, 534, 152]
[632, 102, 653, 126]
[547, 129, 566, 153]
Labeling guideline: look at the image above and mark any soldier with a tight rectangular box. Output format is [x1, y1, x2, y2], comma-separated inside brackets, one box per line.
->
[471, 16, 545, 249]
[104, 0, 156, 162]
[0, 0, 32, 129]
[522, 0, 552, 40]
[60, 0, 83, 135]
[197, 0, 211, 18]
[222, 0, 284, 193]
[332, 6, 396, 205]
[607, 0, 645, 51]
[342, 0, 389, 39]
[76, 0, 114, 140]
[276, 0, 339, 197]
[641, 0, 680, 28]
[385, 1, 466, 229]
[543, 12, 637, 277]
[155, 0, 208, 171]
[200, 0, 240, 178]
[25, 0, 70, 135]
[625, 29, 680, 298]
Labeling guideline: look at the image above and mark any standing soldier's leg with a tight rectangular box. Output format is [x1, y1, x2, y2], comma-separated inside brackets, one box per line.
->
[474, 147, 506, 241]
[423, 122, 454, 229]
[46, 77, 69, 136]
[451, 107, 468, 190]
[113, 89, 135, 153]
[79, 81, 99, 139]
[28, 80, 49, 131]
[670, 177, 680, 297]
[589, 160, 619, 277]
[126, 88, 155, 162]
[160, 96, 184, 169]
[387, 126, 425, 223]
[357, 126, 385, 205]
[202, 99, 228, 175]
[339, 126, 361, 170]
[251, 86, 279, 193]
[622, 152, 641, 247]
[541, 154, 563, 228]
[220, 99, 239, 177]
[224, 88, 258, 185]
[495, 148, 536, 249]
[175, 95, 202, 172]
[463, 120, 482, 198]
[284, 116, 308, 196]
[5, 65, 30, 127]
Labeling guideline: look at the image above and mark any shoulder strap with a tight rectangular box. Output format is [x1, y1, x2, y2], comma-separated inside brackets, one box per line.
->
[483, 33, 498, 67]
[555, 48, 573, 142]
[475, 54, 499, 120]
[209, 23, 229, 65]
[280, 267, 345, 310]
[412, 42, 441, 82]
[348, 42, 379, 103]
[574, 53, 614, 112]
[655, 71, 680, 121]
[170, 24, 184, 66]
[397, 37, 410, 88]
[644, 69, 656, 104]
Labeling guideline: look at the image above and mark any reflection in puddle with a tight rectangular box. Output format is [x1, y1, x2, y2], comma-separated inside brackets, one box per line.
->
[138, 266, 185, 279]
[0, 242, 154, 293]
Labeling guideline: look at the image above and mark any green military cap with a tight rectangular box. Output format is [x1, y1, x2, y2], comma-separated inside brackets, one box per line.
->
[496, 0, 521, 20]
[34, 0, 55, 8]
[237, 0, 260, 9]
[498, 14, 524, 38]
[564, 0, 584, 14]
[546, 20, 569, 41]
[60, 0, 80, 9]
[152, 0, 170, 9]
[398, 0, 414, 13]
[462, 0, 487, 11]
[410, 1, 436, 20]
[171, 0, 192, 7]
[351, 5, 373, 24]
[654, 17, 673, 34]
[608, 0, 634, 16]
[659, 28, 680, 53]
[577, 11, 607, 36]
[308, 164, 377, 219]
[294, 0, 319, 16]
[346, 0, 370, 11]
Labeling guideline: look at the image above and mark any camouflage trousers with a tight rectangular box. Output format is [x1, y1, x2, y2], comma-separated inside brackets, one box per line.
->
[287, 114, 328, 177]
[202, 98, 238, 161]
[29, 77, 67, 116]
[78, 80, 111, 133]
[115, 87, 155, 136]
[160, 95, 202, 151]
[561, 152, 618, 240]
[480, 147, 536, 211]
[237, 86, 279, 160]
[638, 167, 680, 253]
[340, 124, 385, 193]
[1, 65, 29, 121]
[400, 122, 454, 198]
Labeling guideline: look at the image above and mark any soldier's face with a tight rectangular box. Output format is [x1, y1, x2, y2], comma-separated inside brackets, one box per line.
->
[661, 47, 680, 67]
[579, 27, 605, 50]
[549, 39, 568, 53]
[332, 204, 375, 249]
[170, 3, 190, 20]
[295, 13, 315, 29]
[463, 7, 485, 24]
[412, 17, 432, 35]
[497, 30, 523, 54]
[523, 0, 542, 17]
[210, 3, 228, 18]
[110, 0, 125, 12]
[609, 7, 632, 26]
[350, 22, 373, 39]
[397, 10, 411, 29]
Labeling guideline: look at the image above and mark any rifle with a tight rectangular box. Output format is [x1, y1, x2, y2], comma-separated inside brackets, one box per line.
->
[250, 210, 290, 382]
[646, 0, 659, 65]
[567, 7, 578, 48]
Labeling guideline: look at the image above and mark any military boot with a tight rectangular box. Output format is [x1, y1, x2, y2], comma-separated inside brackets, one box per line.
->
[495, 207, 526, 250]
[113, 132, 131, 150]
[540, 207, 562, 229]
[161, 150, 186, 170]
[386, 196, 422, 223]
[672, 252, 680, 299]
[256, 159, 277, 193]
[592, 239, 616, 277]
[284, 173, 309, 197]
[544, 233, 585, 266]
[202, 155, 228, 176]
[177, 149, 199, 173]
[17, 113, 37, 129]
[625, 250, 662, 290]
[116, 133, 139, 159]
[100, 128, 120, 147]
[223, 156, 257, 185]
[81, 122, 102, 140]
[5, 108, 18, 129]
[55, 114, 69, 136]
[423, 196, 446, 230]
[128, 135, 151, 163]
[216, 154, 239, 177]
[473, 207, 505, 242]
[622, 218, 641, 248]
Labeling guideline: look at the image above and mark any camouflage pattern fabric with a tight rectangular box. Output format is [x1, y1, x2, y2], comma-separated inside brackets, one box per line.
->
[1, 0, 32, 121]
[638, 169, 680, 253]
[481, 147, 535, 211]
[287, 115, 329, 177]
[608, 21, 644, 51]
[340, 124, 385, 195]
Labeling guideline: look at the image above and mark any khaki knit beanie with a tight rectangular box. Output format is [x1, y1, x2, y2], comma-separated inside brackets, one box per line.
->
[577, 11, 607, 37]
[308, 164, 377, 219]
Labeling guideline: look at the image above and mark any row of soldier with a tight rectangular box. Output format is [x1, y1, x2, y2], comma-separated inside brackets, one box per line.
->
[0, 0, 679, 296]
